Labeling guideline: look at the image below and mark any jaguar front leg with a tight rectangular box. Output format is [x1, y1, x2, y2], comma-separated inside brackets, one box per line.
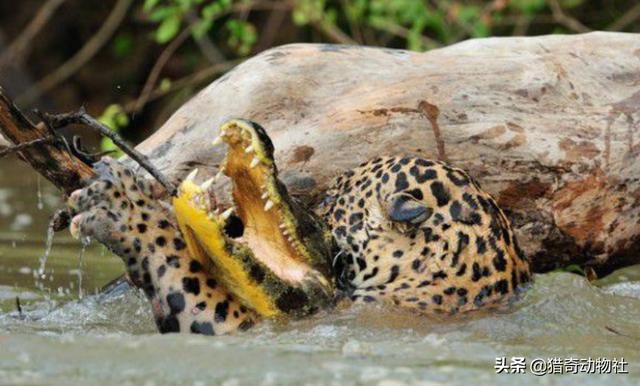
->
[67, 158, 256, 335]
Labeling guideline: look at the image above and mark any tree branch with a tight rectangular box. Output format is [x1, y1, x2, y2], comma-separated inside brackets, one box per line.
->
[607, 2, 640, 31]
[17, 0, 133, 106]
[310, 19, 358, 45]
[124, 60, 241, 113]
[0, 0, 67, 70]
[132, 28, 192, 113]
[0, 136, 56, 158]
[0, 87, 94, 195]
[548, 0, 590, 33]
[41, 108, 177, 196]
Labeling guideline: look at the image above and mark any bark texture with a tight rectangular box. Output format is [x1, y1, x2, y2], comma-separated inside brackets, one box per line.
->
[0, 88, 94, 195]
[104, 33, 640, 275]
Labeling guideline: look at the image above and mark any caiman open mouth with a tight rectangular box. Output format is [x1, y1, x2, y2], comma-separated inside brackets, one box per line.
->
[172, 119, 334, 318]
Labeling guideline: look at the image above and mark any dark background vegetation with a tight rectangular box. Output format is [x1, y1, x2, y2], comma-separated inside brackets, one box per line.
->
[0, 0, 638, 148]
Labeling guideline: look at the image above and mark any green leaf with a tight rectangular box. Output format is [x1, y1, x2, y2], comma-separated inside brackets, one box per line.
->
[191, 18, 213, 39]
[202, 2, 222, 19]
[159, 78, 172, 92]
[98, 104, 128, 157]
[143, 0, 160, 12]
[509, 0, 546, 14]
[155, 14, 182, 43]
[148, 5, 179, 22]
[292, 8, 309, 26]
[98, 104, 128, 131]
[112, 33, 133, 58]
[226, 20, 257, 56]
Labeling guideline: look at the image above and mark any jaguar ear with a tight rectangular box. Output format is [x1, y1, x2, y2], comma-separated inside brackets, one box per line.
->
[385, 194, 433, 225]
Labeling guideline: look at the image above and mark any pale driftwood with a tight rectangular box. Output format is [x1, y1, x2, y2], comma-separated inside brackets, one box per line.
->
[135, 32, 640, 276]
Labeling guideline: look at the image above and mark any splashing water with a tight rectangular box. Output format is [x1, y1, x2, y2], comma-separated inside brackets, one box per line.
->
[34, 220, 56, 289]
[1, 273, 640, 385]
[36, 175, 43, 211]
[76, 238, 91, 299]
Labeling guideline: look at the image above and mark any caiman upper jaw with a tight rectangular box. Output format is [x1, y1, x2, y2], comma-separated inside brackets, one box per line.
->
[215, 119, 275, 173]
[217, 119, 332, 275]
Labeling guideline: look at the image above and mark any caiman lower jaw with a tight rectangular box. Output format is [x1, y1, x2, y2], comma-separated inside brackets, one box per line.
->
[217, 119, 329, 283]
[172, 180, 280, 317]
[172, 119, 334, 318]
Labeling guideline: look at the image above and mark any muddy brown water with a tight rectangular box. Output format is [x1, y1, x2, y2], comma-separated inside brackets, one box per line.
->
[0, 157, 639, 385]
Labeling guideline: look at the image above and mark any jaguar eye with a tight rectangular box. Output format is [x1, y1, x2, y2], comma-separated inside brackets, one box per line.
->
[387, 194, 433, 225]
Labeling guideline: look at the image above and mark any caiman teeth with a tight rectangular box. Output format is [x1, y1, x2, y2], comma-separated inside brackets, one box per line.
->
[212, 136, 223, 145]
[279, 223, 286, 229]
[245, 145, 254, 153]
[200, 177, 215, 191]
[185, 168, 199, 181]
[250, 157, 260, 168]
[215, 168, 225, 180]
[261, 192, 269, 200]
[264, 200, 274, 211]
[221, 208, 234, 219]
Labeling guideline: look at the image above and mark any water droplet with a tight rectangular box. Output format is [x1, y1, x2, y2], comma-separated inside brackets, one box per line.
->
[77, 243, 87, 299]
[36, 175, 43, 210]
[35, 220, 55, 288]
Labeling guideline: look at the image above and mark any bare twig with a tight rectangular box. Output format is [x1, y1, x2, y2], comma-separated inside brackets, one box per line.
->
[0, 136, 56, 158]
[125, 60, 241, 113]
[132, 28, 192, 113]
[17, 0, 134, 106]
[310, 20, 358, 45]
[607, 2, 640, 31]
[512, 15, 531, 36]
[338, 0, 365, 44]
[373, 21, 440, 49]
[185, 11, 226, 63]
[255, 7, 289, 51]
[548, 0, 590, 33]
[42, 108, 177, 196]
[0, 0, 67, 70]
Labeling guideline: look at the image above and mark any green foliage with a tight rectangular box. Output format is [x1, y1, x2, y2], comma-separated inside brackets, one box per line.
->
[144, 0, 254, 55]
[112, 33, 134, 58]
[559, 0, 585, 8]
[225, 20, 257, 56]
[98, 104, 129, 158]
[292, 0, 326, 25]
[138, 0, 628, 56]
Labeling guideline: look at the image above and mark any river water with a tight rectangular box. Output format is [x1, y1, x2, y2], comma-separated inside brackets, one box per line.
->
[0, 158, 639, 385]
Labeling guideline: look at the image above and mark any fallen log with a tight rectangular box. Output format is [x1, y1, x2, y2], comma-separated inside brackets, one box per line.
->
[135, 31, 640, 277]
